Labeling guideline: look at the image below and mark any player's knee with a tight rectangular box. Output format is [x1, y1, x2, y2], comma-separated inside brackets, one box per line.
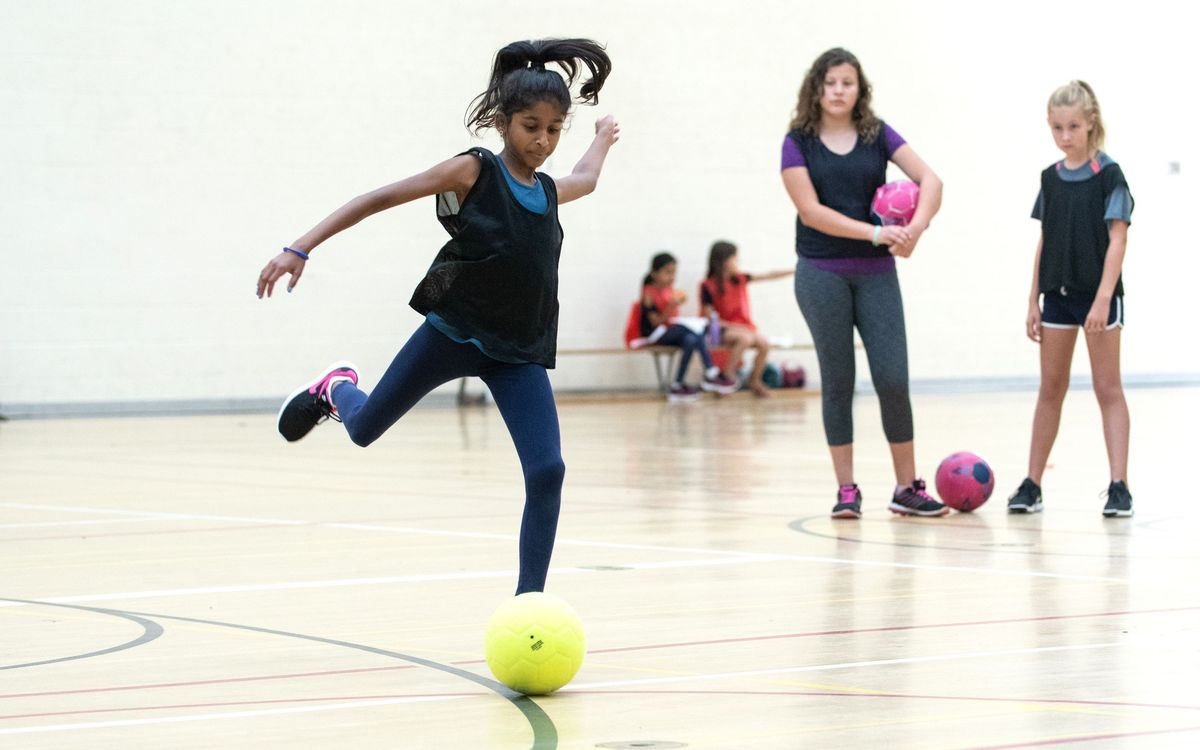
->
[345, 425, 378, 448]
[528, 455, 566, 493]
[1092, 379, 1125, 407]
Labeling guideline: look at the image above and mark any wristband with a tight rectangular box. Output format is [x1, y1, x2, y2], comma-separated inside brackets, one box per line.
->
[871, 226, 882, 247]
[283, 246, 310, 260]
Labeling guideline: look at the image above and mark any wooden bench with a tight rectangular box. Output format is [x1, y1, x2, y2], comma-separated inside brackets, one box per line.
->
[456, 342, 814, 404]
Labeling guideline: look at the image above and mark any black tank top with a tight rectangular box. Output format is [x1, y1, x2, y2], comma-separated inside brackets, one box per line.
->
[1038, 162, 1128, 297]
[409, 148, 563, 367]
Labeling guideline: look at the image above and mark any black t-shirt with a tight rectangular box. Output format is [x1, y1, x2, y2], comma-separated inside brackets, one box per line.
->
[409, 148, 563, 367]
[786, 126, 892, 260]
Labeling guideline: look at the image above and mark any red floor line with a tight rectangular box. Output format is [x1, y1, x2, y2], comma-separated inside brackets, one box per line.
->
[961, 724, 1200, 749]
[1, 523, 306, 544]
[6, 606, 1195, 702]
[0, 692, 480, 722]
[575, 689, 1200, 712]
[0, 665, 416, 700]
[586, 605, 1200, 655]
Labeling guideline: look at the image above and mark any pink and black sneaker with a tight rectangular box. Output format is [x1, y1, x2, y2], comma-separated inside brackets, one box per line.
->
[831, 484, 862, 519]
[277, 361, 359, 442]
[888, 479, 949, 517]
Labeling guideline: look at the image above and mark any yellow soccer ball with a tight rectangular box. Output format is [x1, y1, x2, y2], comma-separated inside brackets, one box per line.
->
[484, 592, 586, 695]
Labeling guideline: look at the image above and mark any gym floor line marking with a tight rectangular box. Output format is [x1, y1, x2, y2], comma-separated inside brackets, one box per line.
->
[0, 665, 416, 700]
[0, 501, 1131, 584]
[0, 557, 790, 609]
[0, 599, 558, 749]
[0, 695, 466, 735]
[0, 503, 306, 526]
[0, 518, 163, 530]
[961, 723, 1200, 749]
[2, 545, 1126, 610]
[567, 642, 1123, 690]
[574, 689, 1200, 713]
[585, 604, 1200, 655]
[0, 692, 482, 722]
[8, 603, 1194, 702]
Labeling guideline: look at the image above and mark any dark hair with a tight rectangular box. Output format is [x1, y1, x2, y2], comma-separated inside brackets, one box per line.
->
[706, 240, 738, 295]
[466, 38, 612, 134]
[643, 252, 676, 287]
[788, 47, 881, 142]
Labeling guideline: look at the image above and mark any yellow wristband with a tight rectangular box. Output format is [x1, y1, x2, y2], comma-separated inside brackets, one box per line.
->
[871, 226, 882, 246]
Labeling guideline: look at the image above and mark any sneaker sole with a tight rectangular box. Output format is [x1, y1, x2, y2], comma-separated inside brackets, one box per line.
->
[1007, 502, 1044, 514]
[699, 382, 738, 395]
[831, 509, 862, 519]
[887, 502, 950, 517]
[276, 360, 359, 441]
[1103, 509, 1134, 518]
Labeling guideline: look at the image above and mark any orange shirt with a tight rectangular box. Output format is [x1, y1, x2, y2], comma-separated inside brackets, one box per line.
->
[700, 273, 754, 331]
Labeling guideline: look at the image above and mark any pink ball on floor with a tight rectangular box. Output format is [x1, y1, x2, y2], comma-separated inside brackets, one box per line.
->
[935, 452, 995, 512]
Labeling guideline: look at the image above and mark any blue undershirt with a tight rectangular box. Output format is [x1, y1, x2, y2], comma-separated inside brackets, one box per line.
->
[426, 156, 549, 362]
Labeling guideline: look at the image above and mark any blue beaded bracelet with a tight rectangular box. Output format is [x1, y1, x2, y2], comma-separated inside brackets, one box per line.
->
[283, 246, 310, 260]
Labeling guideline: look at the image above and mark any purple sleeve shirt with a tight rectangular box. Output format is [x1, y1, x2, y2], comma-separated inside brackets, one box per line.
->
[781, 123, 907, 170]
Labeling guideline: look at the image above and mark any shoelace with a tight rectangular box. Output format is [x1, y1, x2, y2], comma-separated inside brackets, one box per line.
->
[896, 479, 938, 506]
[302, 395, 342, 425]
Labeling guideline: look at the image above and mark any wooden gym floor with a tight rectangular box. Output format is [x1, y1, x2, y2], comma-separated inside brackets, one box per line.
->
[1, 385, 1198, 749]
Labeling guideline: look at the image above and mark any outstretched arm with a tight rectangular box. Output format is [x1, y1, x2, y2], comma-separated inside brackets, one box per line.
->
[555, 115, 620, 204]
[749, 269, 795, 282]
[256, 154, 481, 298]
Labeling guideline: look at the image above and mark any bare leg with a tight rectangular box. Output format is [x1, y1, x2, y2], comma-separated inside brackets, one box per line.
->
[888, 441, 916, 486]
[830, 443, 854, 486]
[748, 333, 771, 397]
[1084, 327, 1129, 482]
[1028, 327, 1078, 484]
[720, 325, 753, 381]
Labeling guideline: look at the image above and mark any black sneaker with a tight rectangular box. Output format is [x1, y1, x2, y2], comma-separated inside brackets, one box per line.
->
[277, 361, 359, 442]
[1007, 478, 1043, 514]
[888, 479, 949, 517]
[831, 484, 862, 519]
[1102, 480, 1134, 518]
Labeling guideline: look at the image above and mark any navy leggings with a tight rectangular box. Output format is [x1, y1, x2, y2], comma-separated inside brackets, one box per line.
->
[656, 324, 715, 383]
[330, 321, 565, 594]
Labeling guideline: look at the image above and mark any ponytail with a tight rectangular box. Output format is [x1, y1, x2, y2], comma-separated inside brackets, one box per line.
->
[1048, 80, 1106, 153]
[466, 38, 612, 134]
[643, 252, 675, 287]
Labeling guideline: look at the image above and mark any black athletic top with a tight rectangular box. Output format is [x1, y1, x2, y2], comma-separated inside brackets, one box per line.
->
[1037, 161, 1131, 297]
[409, 147, 563, 368]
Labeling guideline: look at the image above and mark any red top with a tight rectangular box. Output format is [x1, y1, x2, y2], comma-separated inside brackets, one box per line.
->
[700, 273, 754, 330]
[640, 284, 680, 337]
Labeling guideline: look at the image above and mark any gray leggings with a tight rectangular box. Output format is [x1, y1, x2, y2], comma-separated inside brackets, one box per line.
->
[794, 259, 913, 446]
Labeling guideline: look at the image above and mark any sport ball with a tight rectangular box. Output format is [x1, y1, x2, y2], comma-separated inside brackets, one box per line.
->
[934, 452, 995, 512]
[484, 592, 586, 695]
[871, 180, 920, 226]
